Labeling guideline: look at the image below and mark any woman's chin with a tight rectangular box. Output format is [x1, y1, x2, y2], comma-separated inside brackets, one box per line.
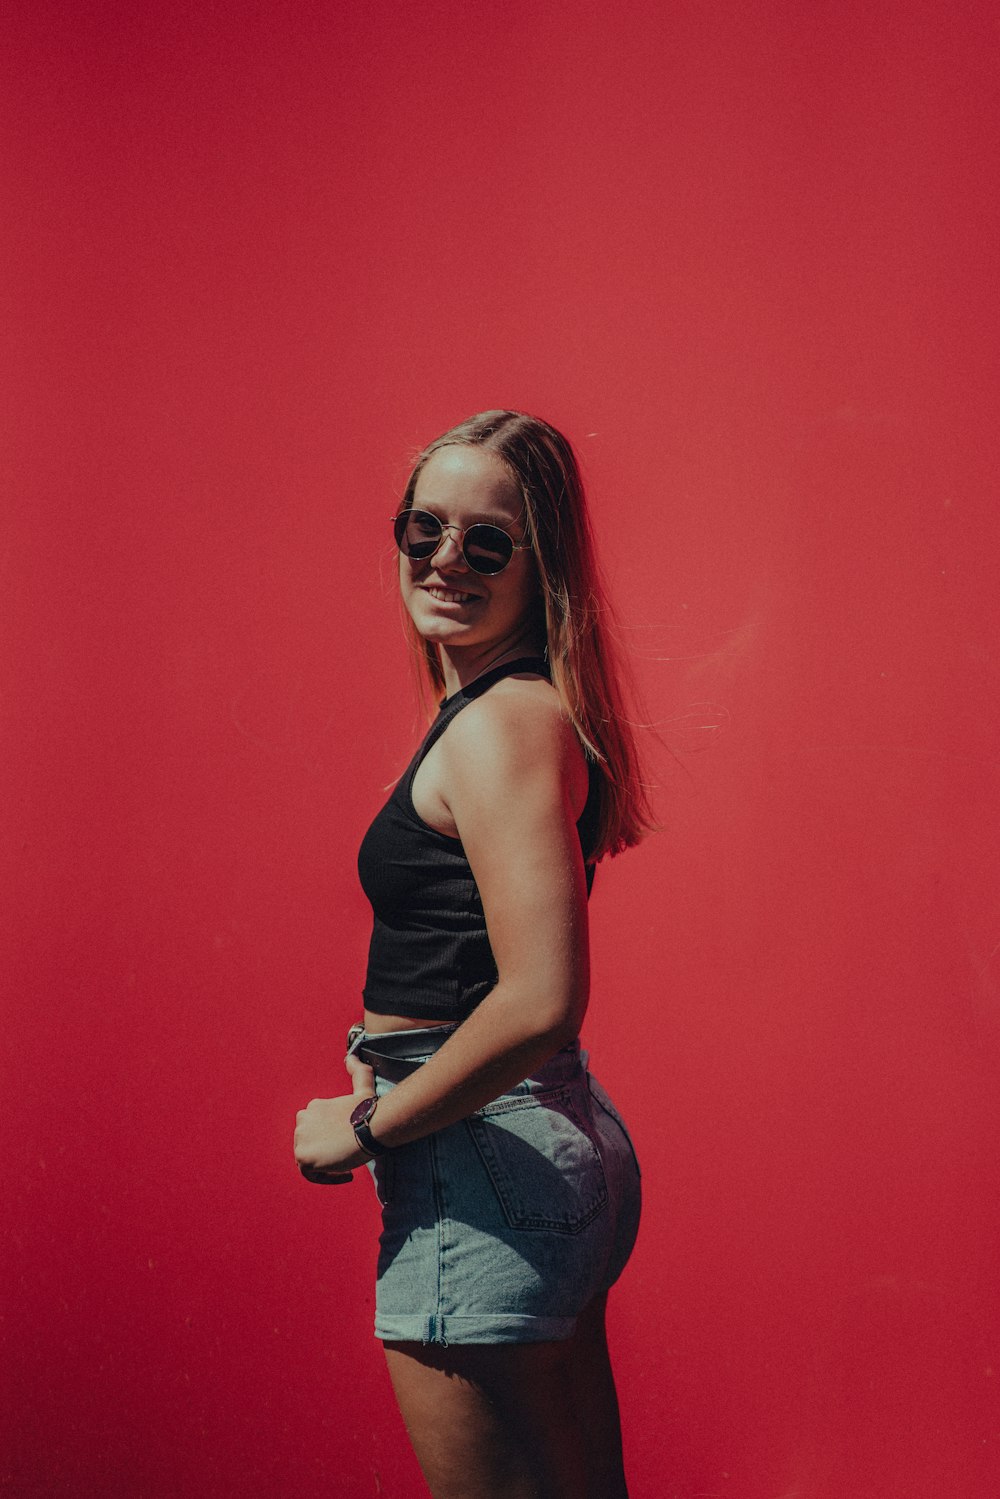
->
[409, 601, 481, 645]
[414, 611, 470, 640]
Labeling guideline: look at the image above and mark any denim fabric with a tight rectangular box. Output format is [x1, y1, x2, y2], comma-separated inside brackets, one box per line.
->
[355, 1033, 641, 1345]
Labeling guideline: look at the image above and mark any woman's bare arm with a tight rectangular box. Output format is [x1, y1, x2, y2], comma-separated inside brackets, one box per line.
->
[293, 681, 591, 1174]
[372, 682, 591, 1146]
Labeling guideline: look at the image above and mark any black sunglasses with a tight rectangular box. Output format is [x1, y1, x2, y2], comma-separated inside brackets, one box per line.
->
[392, 508, 532, 576]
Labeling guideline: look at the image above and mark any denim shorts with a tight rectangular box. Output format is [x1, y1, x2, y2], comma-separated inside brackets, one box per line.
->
[351, 1029, 642, 1346]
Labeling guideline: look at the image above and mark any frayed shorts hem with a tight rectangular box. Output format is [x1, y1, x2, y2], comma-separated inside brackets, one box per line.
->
[374, 1312, 577, 1346]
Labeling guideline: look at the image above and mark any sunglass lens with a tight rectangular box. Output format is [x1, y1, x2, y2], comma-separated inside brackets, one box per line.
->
[463, 524, 514, 575]
[394, 509, 442, 559]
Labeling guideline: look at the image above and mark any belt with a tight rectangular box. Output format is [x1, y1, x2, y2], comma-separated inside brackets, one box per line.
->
[347, 1023, 458, 1083]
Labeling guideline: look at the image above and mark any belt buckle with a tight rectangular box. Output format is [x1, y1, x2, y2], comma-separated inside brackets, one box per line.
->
[345, 1020, 365, 1052]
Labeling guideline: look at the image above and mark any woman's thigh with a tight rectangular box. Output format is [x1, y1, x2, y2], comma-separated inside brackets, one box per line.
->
[383, 1294, 627, 1499]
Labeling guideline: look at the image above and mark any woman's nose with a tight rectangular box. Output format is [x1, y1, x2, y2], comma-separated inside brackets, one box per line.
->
[434, 526, 469, 570]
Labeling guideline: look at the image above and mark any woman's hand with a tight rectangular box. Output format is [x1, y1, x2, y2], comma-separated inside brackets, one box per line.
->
[293, 1052, 377, 1184]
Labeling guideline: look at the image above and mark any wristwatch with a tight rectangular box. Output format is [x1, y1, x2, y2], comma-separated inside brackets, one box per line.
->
[350, 1095, 387, 1158]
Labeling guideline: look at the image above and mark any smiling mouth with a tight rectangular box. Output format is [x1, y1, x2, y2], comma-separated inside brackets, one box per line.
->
[423, 586, 480, 604]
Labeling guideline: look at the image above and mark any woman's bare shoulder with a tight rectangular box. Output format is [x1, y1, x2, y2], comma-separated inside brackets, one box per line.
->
[452, 674, 565, 745]
[442, 675, 585, 797]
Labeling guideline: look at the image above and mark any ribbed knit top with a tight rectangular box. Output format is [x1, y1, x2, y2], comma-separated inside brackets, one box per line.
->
[357, 657, 600, 1022]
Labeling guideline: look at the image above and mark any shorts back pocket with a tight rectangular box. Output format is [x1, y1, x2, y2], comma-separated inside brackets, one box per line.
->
[465, 1085, 608, 1233]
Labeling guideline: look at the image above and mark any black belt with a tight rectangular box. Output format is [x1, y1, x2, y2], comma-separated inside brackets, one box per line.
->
[349, 1023, 458, 1083]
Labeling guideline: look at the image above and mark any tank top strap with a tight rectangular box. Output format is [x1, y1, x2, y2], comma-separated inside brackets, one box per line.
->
[404, 655, 550, 792]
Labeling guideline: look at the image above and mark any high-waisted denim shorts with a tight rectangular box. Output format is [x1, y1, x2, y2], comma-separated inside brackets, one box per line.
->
[349, 1028, 642, 1346]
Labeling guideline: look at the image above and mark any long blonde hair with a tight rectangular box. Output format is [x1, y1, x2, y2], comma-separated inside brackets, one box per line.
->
[398, 410, 654, 859]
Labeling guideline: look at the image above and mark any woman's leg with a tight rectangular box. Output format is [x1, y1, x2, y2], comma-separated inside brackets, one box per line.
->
[383, 1294, 628, 1499]
[561, 1293, 629, 1499]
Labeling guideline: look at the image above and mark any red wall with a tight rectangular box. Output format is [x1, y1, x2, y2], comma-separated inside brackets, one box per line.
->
[4, 2, 998, 1494]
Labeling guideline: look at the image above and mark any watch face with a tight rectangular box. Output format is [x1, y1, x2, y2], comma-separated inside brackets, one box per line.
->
[350, 1096, 377, 1128]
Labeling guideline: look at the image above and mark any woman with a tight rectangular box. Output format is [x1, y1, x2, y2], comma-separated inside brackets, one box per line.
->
[294, 411, 651, 1499]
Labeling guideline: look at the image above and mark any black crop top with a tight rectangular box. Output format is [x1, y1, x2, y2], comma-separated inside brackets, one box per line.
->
[357, 656, 601, 1022]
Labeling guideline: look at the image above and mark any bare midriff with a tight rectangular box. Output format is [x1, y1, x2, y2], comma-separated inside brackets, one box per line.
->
[362, 1010, 457, 1035]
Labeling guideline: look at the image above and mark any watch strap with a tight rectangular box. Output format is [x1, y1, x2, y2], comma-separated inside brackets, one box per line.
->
[351, 1096, 387, 1158]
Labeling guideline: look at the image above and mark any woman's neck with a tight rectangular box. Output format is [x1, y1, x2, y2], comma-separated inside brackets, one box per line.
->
[437, 632, 546, 699]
